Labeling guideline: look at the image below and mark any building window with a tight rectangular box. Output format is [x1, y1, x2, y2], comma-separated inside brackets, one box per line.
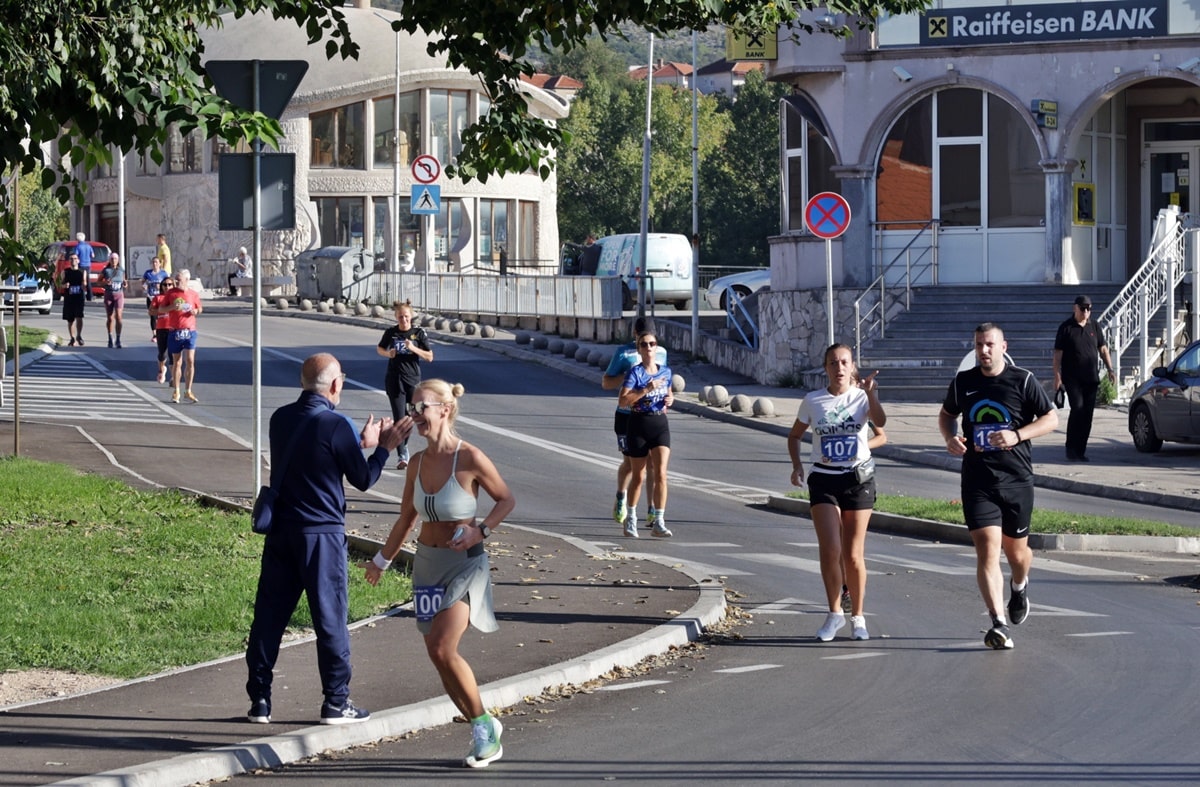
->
[373, 91, 420, 169]
[315, 197, 365, 247]
[166, 125, 204, 174]
[211, 138, 252, 172]
[519, 200, 537, 267]
[430, 89, 469, 165]
[136, 148, 159, 177]
[876, 89, 1044, 229]
[782, 96, 839, 232]
[371, 195, 419, 268]
[311, 104, 365, 169]
[434, 197, 463, 265]
[478, 198, 509, 265]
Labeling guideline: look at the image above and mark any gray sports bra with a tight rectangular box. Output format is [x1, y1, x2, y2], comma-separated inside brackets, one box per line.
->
[414, 440, 477, 523]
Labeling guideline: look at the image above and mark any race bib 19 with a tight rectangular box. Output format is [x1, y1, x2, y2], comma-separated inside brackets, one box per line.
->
[413, 585, 446, 623]
[973, 422, 1010, 452]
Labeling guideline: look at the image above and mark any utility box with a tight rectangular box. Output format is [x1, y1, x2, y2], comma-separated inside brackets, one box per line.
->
[294, 246, 374, 302]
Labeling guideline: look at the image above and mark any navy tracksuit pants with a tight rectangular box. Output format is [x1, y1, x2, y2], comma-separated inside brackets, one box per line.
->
[245, 528, 352, 707]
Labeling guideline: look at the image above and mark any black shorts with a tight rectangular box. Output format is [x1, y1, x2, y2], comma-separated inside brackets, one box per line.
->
[625, 412, 670, 458]
[962, 484, 1034, 538]
[807, 470, 876, 511]
[614, 411, 631, 455]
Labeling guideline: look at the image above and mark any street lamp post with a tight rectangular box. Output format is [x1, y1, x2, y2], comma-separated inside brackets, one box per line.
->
[375, 11, 402, 273]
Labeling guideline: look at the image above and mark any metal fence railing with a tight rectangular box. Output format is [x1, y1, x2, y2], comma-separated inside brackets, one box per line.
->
[343, 270, 624, 320]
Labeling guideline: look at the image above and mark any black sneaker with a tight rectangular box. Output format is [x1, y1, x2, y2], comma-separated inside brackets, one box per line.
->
[984, 619, 1014, 650]
[840, 584, 853, 614]
[247, 698, 271, 724]
[108, 338, 114, 348]
[320, 699, 370, 725]
[1008, 584, 1029, 625]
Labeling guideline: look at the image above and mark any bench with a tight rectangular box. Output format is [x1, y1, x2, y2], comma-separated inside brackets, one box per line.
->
[230, 275, 293, 297]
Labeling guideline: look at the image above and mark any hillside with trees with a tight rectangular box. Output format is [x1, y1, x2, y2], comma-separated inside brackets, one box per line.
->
[548, 35, 786, 268]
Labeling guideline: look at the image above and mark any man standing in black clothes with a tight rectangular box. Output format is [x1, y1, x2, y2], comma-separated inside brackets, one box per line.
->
[1053, 294, 1115, 462]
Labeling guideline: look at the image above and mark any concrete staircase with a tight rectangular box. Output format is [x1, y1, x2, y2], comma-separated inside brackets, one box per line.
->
[858, 284, 1126, 402]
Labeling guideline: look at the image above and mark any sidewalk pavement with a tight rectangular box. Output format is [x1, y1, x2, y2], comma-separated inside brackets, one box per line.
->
[2, 302, 1197, 785]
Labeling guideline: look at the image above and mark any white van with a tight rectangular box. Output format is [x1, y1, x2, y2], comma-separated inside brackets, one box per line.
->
[595, 233, 694, 311]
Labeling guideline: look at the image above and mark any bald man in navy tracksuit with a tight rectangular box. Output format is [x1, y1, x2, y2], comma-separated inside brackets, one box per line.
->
[245, 353, 406, 725]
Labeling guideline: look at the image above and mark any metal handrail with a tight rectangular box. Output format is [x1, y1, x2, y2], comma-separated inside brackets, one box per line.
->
[854, 219, 939, 362]
[723, 287, 759, 349]
[1097, 206, 1196, 394]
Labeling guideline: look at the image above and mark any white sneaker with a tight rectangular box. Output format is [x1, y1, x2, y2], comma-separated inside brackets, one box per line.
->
[465, 716, 503, 768]
[623, 514, 639, 538]
[850, 615, 869, 640]
[816, 612, 846, 642]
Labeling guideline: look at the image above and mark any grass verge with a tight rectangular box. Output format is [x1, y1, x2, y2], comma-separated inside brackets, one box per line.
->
[3, 324, 50, 356]
[785, 490, 1196, 538]
[0, 457, 411, 679]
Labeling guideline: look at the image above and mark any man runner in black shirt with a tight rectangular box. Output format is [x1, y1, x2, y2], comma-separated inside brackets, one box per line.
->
[938, 323, 1058, 650]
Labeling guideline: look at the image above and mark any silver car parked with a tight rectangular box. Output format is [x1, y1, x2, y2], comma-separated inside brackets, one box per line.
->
[1127, 339, 1200, 452]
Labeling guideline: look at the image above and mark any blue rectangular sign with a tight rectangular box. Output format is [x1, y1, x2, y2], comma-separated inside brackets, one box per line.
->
[920, 0, 1167, 46]
[411, 185, 441, 215]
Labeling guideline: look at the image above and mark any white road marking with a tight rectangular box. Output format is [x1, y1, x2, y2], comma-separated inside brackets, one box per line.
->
[1066, 631, 1133, 637]
[866, 554, 974, 576]
[1030, 556, 1132, 577]
[1023, 603, 1106, 618]
[823, 652, 888, 660]
[735, 553, 824, 574]
[714, 664, 784, 674]
[749, 598, 824, 615]
[595, 680, 671, 692]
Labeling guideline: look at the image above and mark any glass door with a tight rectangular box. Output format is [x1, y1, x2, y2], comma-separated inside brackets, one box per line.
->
[1144, 145, 1196, 232]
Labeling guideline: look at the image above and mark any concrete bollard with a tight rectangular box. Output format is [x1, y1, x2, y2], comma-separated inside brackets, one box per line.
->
[753, 398, 776, 417]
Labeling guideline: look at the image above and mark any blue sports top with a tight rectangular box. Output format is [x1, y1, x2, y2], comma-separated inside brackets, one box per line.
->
[415, 440, 477, 523]
[605, 341, 668, 414]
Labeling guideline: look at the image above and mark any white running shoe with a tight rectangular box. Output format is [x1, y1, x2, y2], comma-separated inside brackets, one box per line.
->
[623, 514, 639, 538]
[816, 612, 846, 642]
[465, 716, 503, 768]
[850, 615, 869, 640]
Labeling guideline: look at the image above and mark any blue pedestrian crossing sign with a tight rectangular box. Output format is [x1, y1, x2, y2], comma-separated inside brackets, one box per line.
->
[411, 185, 441, 215]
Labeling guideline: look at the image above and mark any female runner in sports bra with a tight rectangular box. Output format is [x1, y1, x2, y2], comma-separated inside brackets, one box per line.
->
[361, 379, 515, 769]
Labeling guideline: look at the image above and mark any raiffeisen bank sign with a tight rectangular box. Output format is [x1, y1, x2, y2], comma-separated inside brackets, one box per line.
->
[920, 0, 1168, 46]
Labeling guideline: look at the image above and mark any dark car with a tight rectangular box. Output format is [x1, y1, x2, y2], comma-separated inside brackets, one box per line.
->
[45, 240, 113, 299]
[1127, 339, 1200, 452]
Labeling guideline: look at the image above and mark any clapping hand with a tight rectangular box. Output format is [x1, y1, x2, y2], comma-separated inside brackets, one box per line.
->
[360, 414, 390, 449]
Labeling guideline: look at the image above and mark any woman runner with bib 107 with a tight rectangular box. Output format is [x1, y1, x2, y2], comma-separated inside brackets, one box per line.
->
[361, 379, 515, 769]
[787, 344, 886, 642]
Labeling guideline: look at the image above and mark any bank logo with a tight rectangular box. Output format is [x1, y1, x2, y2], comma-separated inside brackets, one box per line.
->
[928, 16, 949, 38]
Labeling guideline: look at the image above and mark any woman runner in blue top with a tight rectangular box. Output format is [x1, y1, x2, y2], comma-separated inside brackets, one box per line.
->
[618, 330, 674, 537]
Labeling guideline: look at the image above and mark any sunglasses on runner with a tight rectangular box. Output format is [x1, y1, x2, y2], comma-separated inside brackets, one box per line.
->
[407, 401, 449, 416]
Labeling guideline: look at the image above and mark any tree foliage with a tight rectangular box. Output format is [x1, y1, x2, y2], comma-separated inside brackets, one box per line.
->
[699, 70, 790, 266]
[558, 68, 785, 268]
[0, 0, 929, 278]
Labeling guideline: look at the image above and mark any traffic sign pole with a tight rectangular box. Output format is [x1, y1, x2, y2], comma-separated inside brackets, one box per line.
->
[804, 192, 852, 347]
[825, 239, 834, 346]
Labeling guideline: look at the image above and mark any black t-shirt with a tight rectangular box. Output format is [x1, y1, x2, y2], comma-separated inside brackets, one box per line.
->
[61, 268, 86, 300]
[942, 364, 1055, 488]
[1054, 316, 1106, 382]
[378, 325, 430, 385]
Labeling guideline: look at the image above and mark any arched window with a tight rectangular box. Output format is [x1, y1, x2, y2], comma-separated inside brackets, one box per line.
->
[876, 89, 1044, 229]
[781, 95, 839, 232]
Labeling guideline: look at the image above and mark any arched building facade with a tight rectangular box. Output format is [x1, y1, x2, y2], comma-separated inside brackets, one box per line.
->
[761, 1, 1200, 374]
[76, 4, 568, 285]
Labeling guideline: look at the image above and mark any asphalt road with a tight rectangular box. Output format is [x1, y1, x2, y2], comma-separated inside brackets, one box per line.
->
[7, 310, 1199, 785]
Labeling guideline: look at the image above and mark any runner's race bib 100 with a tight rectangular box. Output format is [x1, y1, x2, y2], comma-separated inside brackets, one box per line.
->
[413, 585, 446, 622]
